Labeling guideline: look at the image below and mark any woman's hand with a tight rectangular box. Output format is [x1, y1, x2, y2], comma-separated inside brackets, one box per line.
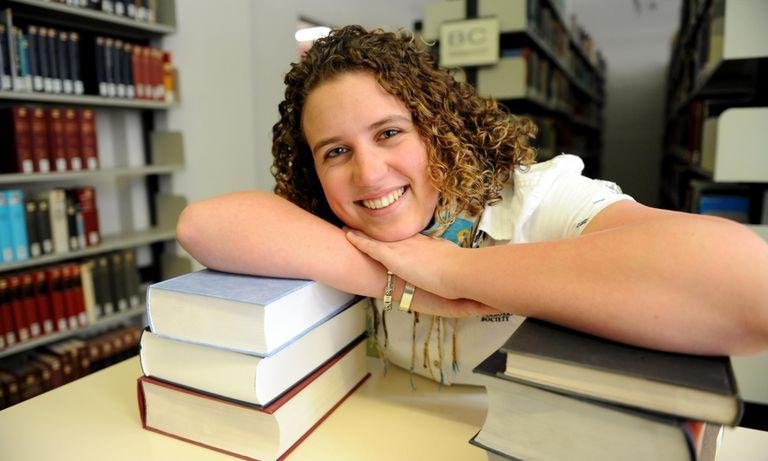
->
[345, 229, 465, 300]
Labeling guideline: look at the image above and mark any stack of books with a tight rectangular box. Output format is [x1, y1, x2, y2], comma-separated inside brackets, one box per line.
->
[137, 269, 370, 461]
[471, 318, 743, 461]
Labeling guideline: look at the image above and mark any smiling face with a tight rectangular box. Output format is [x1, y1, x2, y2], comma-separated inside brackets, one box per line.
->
[301, 71, 440, 242]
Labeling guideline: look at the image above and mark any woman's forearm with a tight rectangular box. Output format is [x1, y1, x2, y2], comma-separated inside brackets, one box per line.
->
[176, 191, 384, 296]
[455, 214, 768, 355]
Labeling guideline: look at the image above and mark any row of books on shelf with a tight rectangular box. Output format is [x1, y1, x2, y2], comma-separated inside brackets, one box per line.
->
[0, 250, 142, 350]
[138, 269, 369, 461]
[0, 105, 99, 174]
[0, 324, 142, 410]
[686, 180, 768, 224]
[667, 0, 725, 110]
[0, 9, 175, 102]
[470, 318, 740, 460]
[53, 0, 160, 24]
[0, 187, 101, 263]
[527, 0, 605, 93]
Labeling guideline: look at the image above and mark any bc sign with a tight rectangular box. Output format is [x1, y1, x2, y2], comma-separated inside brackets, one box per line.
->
[439, 17, 500, 67]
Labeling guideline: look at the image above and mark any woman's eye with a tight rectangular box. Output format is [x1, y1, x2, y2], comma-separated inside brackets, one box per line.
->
[326, 147, 348, 159]
[380, 129, 400, 139]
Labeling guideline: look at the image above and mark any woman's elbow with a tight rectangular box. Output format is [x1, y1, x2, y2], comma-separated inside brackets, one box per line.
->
[176, 202, 206, 256]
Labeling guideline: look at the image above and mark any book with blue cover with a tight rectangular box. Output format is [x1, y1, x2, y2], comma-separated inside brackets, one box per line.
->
[5, 189, 29, 261]
[147, 269, 358, 356]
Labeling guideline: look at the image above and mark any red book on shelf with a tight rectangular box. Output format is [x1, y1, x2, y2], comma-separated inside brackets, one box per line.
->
[46, 108, 68, 172]
[7, 275, 30, 343]
[151, 48, 164, 100]
[0, 277, 16, 348]
[33, 270, 54, 335]
[60, 265, 79, 330]
[30, 107, 52, 173]
[69, 264, 88, 327]
[140, 46, 152, 100]
[79, 109, 99, 170]
[132, 44, 144, 99]
[20, 272, 41, 338]
[0, 107, 34, 174]
[47, 267, 68, 332]
[75, 187, 101, 247]
[62, 108, 83, 171]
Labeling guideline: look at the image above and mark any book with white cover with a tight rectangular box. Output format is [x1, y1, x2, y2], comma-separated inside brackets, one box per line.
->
[140, 298, 368, 406]
[146, 269, 357, 355]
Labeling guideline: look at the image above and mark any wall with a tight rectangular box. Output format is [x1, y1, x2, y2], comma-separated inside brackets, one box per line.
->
[566, 0, 680, 206]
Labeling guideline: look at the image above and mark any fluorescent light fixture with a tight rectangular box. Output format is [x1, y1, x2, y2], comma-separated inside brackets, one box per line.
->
[295, 26, 331, 42]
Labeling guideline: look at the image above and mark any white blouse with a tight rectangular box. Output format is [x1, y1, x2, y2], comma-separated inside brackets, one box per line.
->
[372, 154, 635, 386]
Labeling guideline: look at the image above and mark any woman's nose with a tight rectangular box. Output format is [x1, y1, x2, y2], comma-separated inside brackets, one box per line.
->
[352, 148, 388, 186]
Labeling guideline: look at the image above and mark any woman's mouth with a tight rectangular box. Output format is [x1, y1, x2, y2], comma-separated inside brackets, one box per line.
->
[359, 187, 406, 210]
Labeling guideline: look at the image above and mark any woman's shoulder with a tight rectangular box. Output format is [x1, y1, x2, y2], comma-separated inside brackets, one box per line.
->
[514, 153, 585, 179]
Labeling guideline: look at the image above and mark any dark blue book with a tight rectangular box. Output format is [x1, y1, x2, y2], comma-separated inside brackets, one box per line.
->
[147, 269, 357, 355]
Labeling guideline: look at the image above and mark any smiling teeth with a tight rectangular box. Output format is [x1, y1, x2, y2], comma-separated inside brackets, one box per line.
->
[362, 187, 405, 210]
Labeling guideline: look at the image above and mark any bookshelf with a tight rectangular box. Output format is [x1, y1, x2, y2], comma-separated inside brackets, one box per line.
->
[0, 0, 186, 402]
[422, 0, 607, 177]
[662, 0, 768, 236]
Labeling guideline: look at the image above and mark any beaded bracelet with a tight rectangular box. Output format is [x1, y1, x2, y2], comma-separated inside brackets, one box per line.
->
[383, 271, 395, 311]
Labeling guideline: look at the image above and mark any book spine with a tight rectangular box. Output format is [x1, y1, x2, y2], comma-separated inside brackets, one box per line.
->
[46, 108, 67, 172]
[65, 191, 80, 252]
[46, 27, 61, 93]
[69, 31, 83, 95]
[24, 198, 40, 258]
[48, 189, 68, 254]
[36, 27, 51, 92]
[95, 256, 114, 316]
[140, 46, 150, 99]
[60, 265, 78, 330]
[5, 189, 29, 261]
[8, 106, 34, 174]
[63, 108, 83, 171]
[114, 39, 125, 98]
[131, 44, 142, 98]
[0, 191, 13, 263]
[104, 37, 115, 97]
[35, 196, 53, 255]
[47, 267, 67, 332]
[0, 278, 13, 347]
[26, 25, 43, 92]
[110, 252, 128, 311]
[8, 275, 29, 342]
[79, 109, 99, 170]
[76, 187, 101, 246]
[0, 23, 10, 90]
[2, 9, 19, 91]
[20, 272, 41, 338]
[71, 264, 88, 326]
[122, 249, 141, 307]
[80, 261, 98, 323]
[33, 270, 54, 335]
[30, 107, 51, 173]
[15, 27, 31, 92]
[58, 30, 73, 94]
[123, 42, 134, 99]
[95, 36, 106, 96]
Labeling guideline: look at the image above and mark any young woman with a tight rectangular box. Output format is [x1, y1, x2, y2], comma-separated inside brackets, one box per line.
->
[177, 26, 768, 385]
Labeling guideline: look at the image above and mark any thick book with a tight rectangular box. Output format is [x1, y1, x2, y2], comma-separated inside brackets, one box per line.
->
[78, 110, 99, 170]
[24, 198, 41, 258]
[0, 106, 34, 174]
[473, 352, 714, 461]
[63, 108, 82, 171]
[147, 270, 357, 355]
[5, 189, 29, 261]
[138, 338, 370, 461]
[29, 107, 51, 173]
[45, 108, 68, 172]
[141, 297, 368, 406]
[0, 191, 13, 263]
[75, 186, 100, 246]
[500, 318, 742, 425]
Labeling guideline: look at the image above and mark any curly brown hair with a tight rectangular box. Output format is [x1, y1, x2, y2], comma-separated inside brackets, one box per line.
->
[271, 25, 537, 229]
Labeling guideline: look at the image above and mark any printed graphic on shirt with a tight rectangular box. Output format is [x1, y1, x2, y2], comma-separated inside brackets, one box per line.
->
[480, 313, 513, 322]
